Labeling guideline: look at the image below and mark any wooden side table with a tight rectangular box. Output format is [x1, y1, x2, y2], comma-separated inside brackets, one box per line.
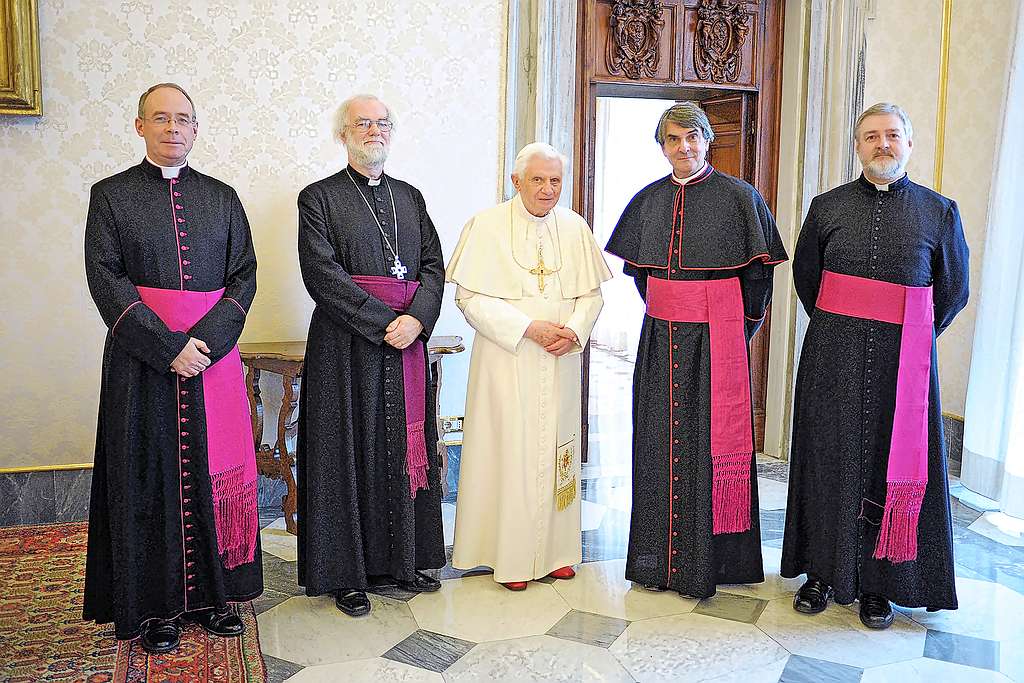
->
[238, 341, 305, 534]
[239, 336, 464, 535]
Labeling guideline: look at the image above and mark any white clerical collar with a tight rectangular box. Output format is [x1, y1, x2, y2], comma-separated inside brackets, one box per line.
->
[512, 194, 551, 223]
[672, 162, 708, 186]
[873, 182, 889, 191]
[147, 156, 187, 179]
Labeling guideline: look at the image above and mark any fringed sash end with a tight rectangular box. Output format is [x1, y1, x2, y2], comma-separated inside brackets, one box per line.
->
[872, 479, 926, 563]
[711, 451, 752, 535]
[406, 420, 429, 498]
[210, 465, 259, 570]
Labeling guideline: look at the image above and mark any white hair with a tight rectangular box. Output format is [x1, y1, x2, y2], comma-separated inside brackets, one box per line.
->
[855, 102, 913, 141]
[332, 94, 396, 141]
[512, 142, 568, 178]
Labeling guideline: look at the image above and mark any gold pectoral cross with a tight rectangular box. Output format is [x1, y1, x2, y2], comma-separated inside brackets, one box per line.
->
[529, 253, 555, 293]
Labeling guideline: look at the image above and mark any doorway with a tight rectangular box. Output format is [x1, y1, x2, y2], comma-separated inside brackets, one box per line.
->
[576, 0, 785, 457]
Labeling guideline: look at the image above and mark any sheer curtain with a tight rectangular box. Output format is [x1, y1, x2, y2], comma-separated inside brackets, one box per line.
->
[961, 6, 1024, 518]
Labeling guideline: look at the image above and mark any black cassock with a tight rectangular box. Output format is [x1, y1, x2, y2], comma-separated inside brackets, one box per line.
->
[83, 160, 262, 640]
[606, 167, 788, 597]
[297, 166, 446, 595]
[782, 174, 969, 609]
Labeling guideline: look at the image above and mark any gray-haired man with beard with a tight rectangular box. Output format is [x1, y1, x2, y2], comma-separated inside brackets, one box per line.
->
[296, 94, 446, 617]
[782, 102, 969, 629]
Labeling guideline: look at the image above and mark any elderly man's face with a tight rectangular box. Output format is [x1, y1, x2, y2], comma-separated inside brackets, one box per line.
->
[855, 113, 913, 182]
[512, 156, 563, 217]
[661, 121, 709, 178]
[342, 97, 392, 168]
[135, 87, 197, 166]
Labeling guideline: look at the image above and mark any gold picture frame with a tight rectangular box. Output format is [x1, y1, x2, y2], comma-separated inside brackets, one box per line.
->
[0, 0, 42, 116]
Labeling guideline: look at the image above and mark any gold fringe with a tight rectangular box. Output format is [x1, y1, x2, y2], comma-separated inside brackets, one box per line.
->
[555, 477, 576, 511]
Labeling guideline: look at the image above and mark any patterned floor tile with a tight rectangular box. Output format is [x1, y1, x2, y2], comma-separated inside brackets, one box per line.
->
[968, 511, 1024, 547]
[903, 576, 1024, 641]
[778, 654, 862, 683]
[438, 545, 493, 581]
[548, 558, 697, 621]
[441, 502, 456, 546]
[409, 574, 570, 642]
[263, 652, 304, 683]
[609, 611, 788, 682]
[258, 594, 418, 667]
[923, 629, 999, 671]
[693, 592, 768, 624]
[254, 588, 296, 616]
[757, 476, 790, 511]
[861, 656, 1012, 682]
[546, 609, 630, 648]
[445, 635, 633, 682]
[756, 598, 926, 668]
[260, 517, 297, 562]
[381, 628, 475, 673]
[581, 507, 631, 563]
[281, 657, 443, 681]
[760, 508, 787, 543]
[261, 553, 303, 596]
[717, 545, 804, 601]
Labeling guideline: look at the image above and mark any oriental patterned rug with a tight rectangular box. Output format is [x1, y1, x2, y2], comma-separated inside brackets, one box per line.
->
[0, 522, 266, 683]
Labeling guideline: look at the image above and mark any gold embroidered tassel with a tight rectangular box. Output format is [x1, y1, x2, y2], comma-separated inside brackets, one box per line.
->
[556, 476, 576, 511]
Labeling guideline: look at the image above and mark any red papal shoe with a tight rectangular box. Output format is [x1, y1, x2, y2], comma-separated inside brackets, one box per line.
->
[502, 581, 529, 591]
[548, 566, 576, 580]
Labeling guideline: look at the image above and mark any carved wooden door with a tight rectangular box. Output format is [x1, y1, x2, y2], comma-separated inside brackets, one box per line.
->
[576, 0, 784, 455]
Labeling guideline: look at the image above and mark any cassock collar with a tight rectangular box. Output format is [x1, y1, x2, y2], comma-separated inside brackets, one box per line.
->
[512, 194, 551, 224]
[346, 164, 385, 187]
[140, 157, 192, 180]
[857, 172, 910, 193]
[670, 162, 715, 187]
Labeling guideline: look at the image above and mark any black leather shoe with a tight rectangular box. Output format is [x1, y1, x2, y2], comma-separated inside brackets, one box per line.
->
[193, 606, 244, 637]
[793, 577, 834, 615]
[335, 589, 371, 617]
[395, 571, 441, 593]
[140, 618, 180, 654]
[859, 593, 894, 629]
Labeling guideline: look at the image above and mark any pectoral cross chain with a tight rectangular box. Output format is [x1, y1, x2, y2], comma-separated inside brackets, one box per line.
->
[529, 253, 555, 293]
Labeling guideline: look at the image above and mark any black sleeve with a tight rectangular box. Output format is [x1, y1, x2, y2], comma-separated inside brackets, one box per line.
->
[793, 197, 825, 317]
[84, 184, 189, 372]
[932, 201, 970, 336]
[297, 186, 397, 344]
[623, 261, 649, 300]
[187, 190, 258, 363]
[404, 189, 445, 339]
[740, 194, 788, 339]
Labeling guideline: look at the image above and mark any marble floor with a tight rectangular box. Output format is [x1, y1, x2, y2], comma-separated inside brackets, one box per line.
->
[254, 346, 1024, 682]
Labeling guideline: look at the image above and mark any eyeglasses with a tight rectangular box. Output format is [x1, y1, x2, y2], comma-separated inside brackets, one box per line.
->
[348, 118, 393, 132]
[145, 114, 195, 127]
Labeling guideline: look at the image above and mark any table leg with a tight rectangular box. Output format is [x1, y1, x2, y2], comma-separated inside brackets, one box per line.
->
[276, 372, 301, 535]
[245, 365, 264, 447]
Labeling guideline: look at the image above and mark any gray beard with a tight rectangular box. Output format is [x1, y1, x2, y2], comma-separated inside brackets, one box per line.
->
[864, 155, 906, 182]
[346, 141, 388, 169]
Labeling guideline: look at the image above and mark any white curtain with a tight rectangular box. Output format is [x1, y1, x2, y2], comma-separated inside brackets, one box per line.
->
[961, 6, 1024, 518]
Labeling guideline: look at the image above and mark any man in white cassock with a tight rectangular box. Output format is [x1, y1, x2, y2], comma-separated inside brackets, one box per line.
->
[446, 143, 611, 590]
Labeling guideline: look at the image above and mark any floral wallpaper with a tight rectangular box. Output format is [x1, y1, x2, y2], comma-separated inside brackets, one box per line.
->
[0, 0, 505, 467]
[862, 0, 1016, 416]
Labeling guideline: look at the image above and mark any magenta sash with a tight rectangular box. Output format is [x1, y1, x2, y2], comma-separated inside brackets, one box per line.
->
[137, 286, 258, 570]
[815, 270, 933, 563]
[646, 276, 753, 534]
[351, 275, 429, 498]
